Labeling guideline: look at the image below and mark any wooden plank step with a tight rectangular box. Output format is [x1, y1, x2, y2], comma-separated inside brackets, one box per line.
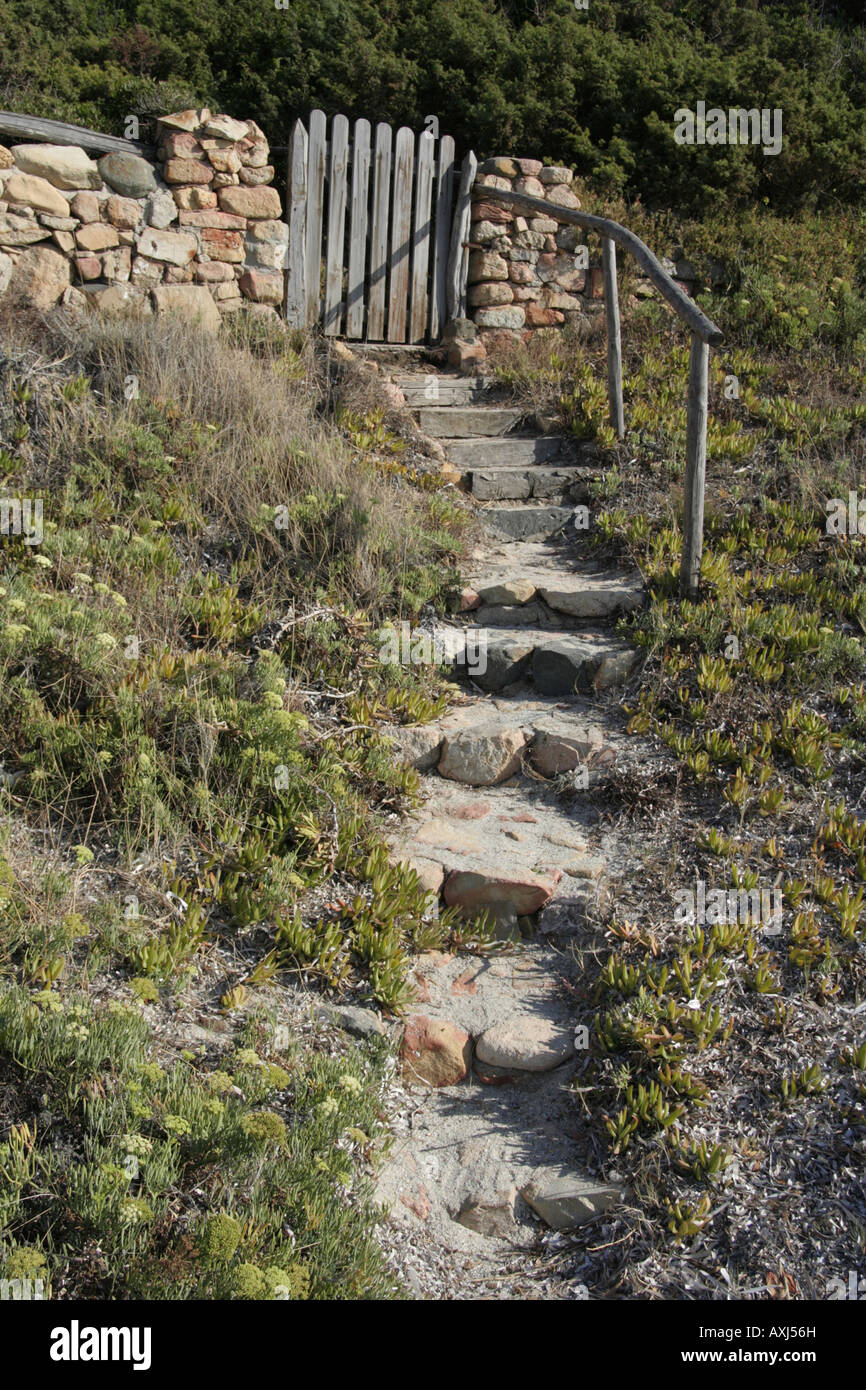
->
[418, 406, 525, 437]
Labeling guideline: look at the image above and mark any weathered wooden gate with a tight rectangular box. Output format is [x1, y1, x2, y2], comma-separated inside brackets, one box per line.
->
[284, 110, 460, 343]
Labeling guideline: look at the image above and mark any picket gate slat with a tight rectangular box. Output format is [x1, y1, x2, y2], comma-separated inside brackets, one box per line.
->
[409, 130, 435, 343]
[323, 113, 349, 334]
[388, 126, 414, 343]
[430, 134, 455, 342]
[305, 109, 327, 326]
[346, 118, 371, 339]
[284, 118, 308, 328]
[367, 122, 392, 341]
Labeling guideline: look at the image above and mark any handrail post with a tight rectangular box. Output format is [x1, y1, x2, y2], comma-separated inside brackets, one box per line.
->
[680, 332, 709, 598]
[602, 236, 625, 438]
[446, 150, 477, 323]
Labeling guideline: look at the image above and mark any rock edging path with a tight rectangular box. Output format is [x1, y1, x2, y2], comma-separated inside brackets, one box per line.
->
[371, 359, 642, 1294]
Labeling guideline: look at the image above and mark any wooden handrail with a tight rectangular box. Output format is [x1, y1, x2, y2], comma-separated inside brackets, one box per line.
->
[480, 185, 722, 345]
[471, 183, 723, 596]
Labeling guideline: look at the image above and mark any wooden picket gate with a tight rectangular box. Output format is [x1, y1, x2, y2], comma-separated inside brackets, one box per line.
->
[284, 110, 460, 343]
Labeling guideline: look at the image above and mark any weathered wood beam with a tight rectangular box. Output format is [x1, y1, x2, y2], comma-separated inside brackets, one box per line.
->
[446, 150, 477, 323]
[602, 236, 625, 438]
[680, 333, 710, 597]
[0, 111, 152, 156]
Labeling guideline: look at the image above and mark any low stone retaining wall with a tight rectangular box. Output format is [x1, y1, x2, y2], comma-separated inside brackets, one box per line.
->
[449, 154, 697, 368]
[0, 109, 287, 327]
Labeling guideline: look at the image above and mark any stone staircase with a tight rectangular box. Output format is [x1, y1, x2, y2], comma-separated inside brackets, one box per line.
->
[370, 359, 640, 1286]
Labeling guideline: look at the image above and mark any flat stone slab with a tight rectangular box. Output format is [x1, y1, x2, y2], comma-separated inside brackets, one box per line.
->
[465, 630, 637, 694]
[538, 574, 643, 618]
[470, 558, 643, 617]
[444, 863, 561, 916]
[476, 1016, 576, 1072]
[418, 406, 524, 438]
[531, 635, 640, 695]
[521, 1174, 623, 1229]
[446, 436, 571, 468]
[482, 506, 575, 541]
[470, 464, 595, 502]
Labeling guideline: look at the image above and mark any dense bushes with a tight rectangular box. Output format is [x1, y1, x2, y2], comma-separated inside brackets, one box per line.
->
[1, 0, 864, 215]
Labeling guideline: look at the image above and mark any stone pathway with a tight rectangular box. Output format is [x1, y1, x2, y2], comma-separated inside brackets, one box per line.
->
[369, 357, 643, 1291]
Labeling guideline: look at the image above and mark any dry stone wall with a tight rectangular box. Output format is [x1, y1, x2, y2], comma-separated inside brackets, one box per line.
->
[449, 154, 696, 369]
[0, 109, 287, 327]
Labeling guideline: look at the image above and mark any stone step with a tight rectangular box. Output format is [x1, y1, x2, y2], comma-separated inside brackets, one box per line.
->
[468, 464, 596, 501]
[388, 774, 607, 921]
[392, 620, 639, 694]
[446, 436, 575, 468]
[392, 375, 496, 407]
[418, 406, 525, 438]
[469, 569, 643, 619]
[473, 629, 639, 694]
[481, 505, 576, 542]
[385, 699, 616, 783]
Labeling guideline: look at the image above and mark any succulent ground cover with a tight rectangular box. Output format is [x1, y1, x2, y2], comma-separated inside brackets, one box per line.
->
[490, 240, 866, 1294]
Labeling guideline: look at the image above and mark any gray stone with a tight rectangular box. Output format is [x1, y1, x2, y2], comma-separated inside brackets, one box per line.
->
[442, 316, 477, 343]
[316, 1003, 387, 1039]
[474, 306, 525, 330]
[0, 213, 48, 246]
[467, 249, 508, 283]
[595, 647, 640, 690]
[483, 506, 573, 542]
[476, 1017, 575, 1072]
[98, 153, 157, 198]
[471, 467, 531, 501]
[538, 576, 643, 619]
[531, 638, 638, 695]
[387, 724, 444, 771]
[474, 636, 533, 691]
[521, 1175, 622, 1229]
[145, 190, 178, 229]
[539, 166, 572, 185]
[438, 723, 526, 786]
[531, 639, 595, 696]
[529, 719, 605, 776]
[418, 405, 523, 438]
[474, 602, 544, 628]
[446, 435, 568, 469]
[477, 578, 536, 605]
[37, 214, 78, 231]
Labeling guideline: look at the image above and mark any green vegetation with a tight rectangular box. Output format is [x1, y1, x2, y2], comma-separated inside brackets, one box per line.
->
[1, 0, 864, 215]
[1, 0, 864, 1303]
[492, 243, 865, 1284]
[0, 308, 485, 1298]
[0, 977, 398, 1298]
